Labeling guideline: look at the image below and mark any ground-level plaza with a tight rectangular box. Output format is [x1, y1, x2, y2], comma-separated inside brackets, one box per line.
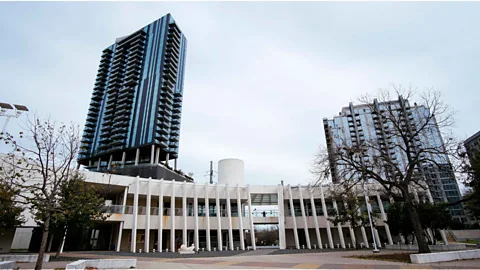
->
[15, 249, 480, 269]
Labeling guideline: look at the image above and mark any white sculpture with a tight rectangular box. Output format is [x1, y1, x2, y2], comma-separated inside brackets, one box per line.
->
[178, 244, 195, 254]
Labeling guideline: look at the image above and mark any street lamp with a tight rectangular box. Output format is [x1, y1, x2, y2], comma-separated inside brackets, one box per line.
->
[362, 180, 380, 253]
[0, 102, 29, 133]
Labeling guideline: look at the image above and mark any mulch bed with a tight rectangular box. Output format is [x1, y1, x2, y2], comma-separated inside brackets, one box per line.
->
[345, 253, 415, 263]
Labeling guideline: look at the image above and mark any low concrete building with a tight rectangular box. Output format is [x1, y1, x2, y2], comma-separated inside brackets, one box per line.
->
[7, 166, 446, 253]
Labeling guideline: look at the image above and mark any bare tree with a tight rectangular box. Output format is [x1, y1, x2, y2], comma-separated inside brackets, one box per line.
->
[0, 115, 80, 270]
[312, 85, 458, 253]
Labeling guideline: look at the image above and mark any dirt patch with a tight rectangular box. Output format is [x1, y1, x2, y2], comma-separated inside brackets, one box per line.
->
[345, 253, 415, 263]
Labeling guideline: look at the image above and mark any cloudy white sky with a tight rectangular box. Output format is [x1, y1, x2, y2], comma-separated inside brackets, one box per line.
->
[1, 2, 479, 186]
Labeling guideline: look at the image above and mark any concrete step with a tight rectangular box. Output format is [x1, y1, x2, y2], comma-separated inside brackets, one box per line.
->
[234, 249, 277, 256]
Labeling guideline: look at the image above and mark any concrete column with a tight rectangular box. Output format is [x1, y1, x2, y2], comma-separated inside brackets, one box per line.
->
[278, 185, 287, 250]
[205, 183, 211, 251]
[413, 187, 420, 203]
[374, 228, 382, 248]
[121, 152, 126, 168]
[145, 178, 151, 253]
[357, 201, 370, 249]
[135, 148, 140, 165]
[116, 221, 124, 252]
[194, 182, 199, 251]
[107, 155, 113, 170]
[166, 152, 170, 167]
[287, 185, 300, 249]
[122, 187, 128, 214]
[183, 181, 187, 246]
[426, 188, 434, 203]
[320, 185, 334, 249]
[297, 185, 311, 249]
[59, 228, 68, 253]
[237, 184, 245, 250]
[332, 199, 346, 249]
[226, 184, 234, 250]
[344, 201, 356, 248]
[308, 185, 322, 249]
[174, 159, 177, 170]
[150, 145, 155, 165]
[155, 148, 160, 165]
[216, 184, 223, 251]
[376, 194, 393, 245]
[170, 181, 176, 252]
[131, 176, 140, 252]
[158, 179, 164, 252]
[246, 185, 256, 250]
[97, 157, 101, 170]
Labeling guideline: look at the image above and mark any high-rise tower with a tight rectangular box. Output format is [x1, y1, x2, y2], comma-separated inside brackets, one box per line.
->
[78, 14, 188, 180]
[323, 96, 466, 222]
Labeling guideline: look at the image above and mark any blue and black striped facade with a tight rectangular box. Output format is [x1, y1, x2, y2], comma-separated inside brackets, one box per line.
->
[78, 14, 187, 168]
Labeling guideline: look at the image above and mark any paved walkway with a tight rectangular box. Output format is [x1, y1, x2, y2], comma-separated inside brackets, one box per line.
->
[16, 250, 480, 269]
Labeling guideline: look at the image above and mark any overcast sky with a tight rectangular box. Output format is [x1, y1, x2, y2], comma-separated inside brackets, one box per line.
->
[1, 2, 479, 186]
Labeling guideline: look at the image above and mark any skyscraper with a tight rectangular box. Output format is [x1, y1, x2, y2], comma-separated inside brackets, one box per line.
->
[78, 14, 188, 179]
[323, 96, 466, 221]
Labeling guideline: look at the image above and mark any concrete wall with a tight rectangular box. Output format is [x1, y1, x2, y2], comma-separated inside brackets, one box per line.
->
[10, 228, 34, 252]
[451, 229, 480, 241]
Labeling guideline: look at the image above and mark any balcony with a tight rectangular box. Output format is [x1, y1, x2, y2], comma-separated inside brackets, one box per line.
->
[112, 120, 129, 128]
[167, 36, 180, 48]
[157, 114, 169, 122]
[170, 124, 180, 130]
[164, 57, 179, 67]
[124, 72, 139, 82]
[156, 133, 169, 142]
[88, 102, 101, 111]
[171, 118, 180, 125]
[112, 126, 128, 134]
[124, 79, 138, 87]
[85, 121, 96, 128]
[173, 95, 182, 103]
[130, 37, 145, 47]
[125, 67, 140, 77]
[100, 57, 111, 64]
[94, 80, 106, 87]
[99, 137, 111, 144]
[157, 127, 168, 135]
[111, 133, 126, 140]
[170, 130, 179, 136]
[103, 113, 115, 121]
[162, 71, 176, 81]
[170, 136, 179, 142]
[168, 23, 181, 37]
[115, 114, 130, 122]
[172, 106, 181, 114]
[110, 139, 125, 147]
[166, 48, 179, 59]
[157, 120, 168, 128]
[87, 110, 99, 118]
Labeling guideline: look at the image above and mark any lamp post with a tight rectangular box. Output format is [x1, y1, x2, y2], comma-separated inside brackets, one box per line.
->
[0, 102, 29, 133]
[362, 180, 380, 253]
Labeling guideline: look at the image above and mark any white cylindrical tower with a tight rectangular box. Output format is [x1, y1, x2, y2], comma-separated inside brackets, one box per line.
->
[218, 158, 244, 185]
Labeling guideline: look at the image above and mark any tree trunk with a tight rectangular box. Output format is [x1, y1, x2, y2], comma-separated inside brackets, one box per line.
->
[35, 216, 50, 270]
[403, 191, 430, 253]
